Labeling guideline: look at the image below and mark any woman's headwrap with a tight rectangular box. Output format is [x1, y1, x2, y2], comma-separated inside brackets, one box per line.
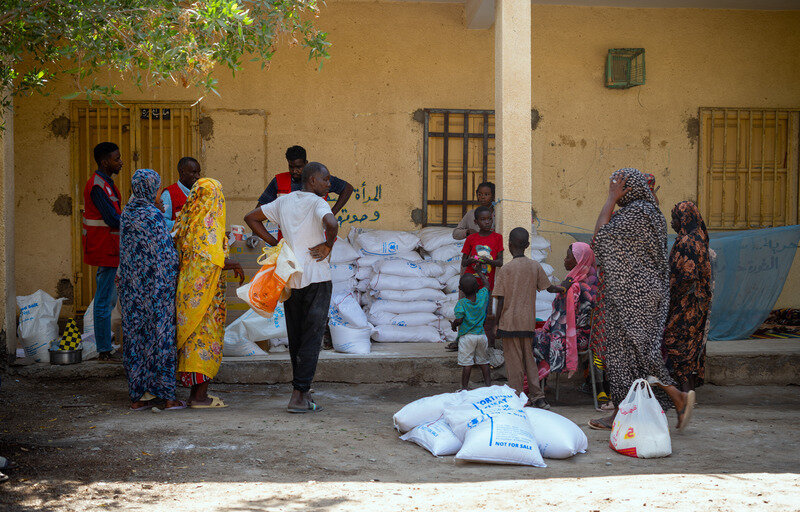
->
[173, 178, 227, 268]
[611, 167, 657, 207]
[564, 242, 596, 374]
[672, 200, 709, 244]
[130, 168, 161, 205]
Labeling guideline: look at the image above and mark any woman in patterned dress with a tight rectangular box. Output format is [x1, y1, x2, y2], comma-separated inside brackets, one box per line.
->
[588, 168, 695, 431]
[173, 178, 244, 408]
[533, 242, 598, 380]
[119, 168, 183, 411]
[663, 201, 713, 392]
[589, 172, 657, 406]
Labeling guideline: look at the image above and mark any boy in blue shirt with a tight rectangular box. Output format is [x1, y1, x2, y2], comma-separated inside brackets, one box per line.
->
[451, 272, 492, 390]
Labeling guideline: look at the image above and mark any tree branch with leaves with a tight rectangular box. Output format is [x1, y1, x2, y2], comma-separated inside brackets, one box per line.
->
[0, 0, 330, 117]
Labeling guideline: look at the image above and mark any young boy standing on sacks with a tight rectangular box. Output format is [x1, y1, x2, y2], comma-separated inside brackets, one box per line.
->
[493, 227, 566, 409]
[244, 162, 339, 413]
[452, 272, 492, 390]
[460, 206, 504, 350]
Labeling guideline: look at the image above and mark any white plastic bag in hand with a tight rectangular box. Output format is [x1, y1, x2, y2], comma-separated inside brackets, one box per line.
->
[610, 378, 672, 458]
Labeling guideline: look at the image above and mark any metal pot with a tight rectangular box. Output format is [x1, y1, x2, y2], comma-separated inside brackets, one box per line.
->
[49, 348, 82, 365]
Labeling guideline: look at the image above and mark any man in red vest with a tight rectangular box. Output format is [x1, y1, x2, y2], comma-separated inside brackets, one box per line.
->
[83, 142, 124, 363]
[160, 156, 201, 230]
[257, 145, 353, 213]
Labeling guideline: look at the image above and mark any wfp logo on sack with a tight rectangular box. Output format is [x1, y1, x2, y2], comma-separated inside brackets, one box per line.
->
[467, 417, 482, 429]
[381, 241, 399, 254]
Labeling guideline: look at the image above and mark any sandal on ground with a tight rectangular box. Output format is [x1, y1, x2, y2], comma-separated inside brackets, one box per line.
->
[677, 390, 696, 431]
[130, 401, 152, 412]
[164, 400, 188, 411]
[588, 417, 613, 430]
[0, 457, 18, 471]
[0, 471, 7, 484]
[287, 399, 323, 413]
[190, 395, 227, 409]
[445, 341, 458, 352]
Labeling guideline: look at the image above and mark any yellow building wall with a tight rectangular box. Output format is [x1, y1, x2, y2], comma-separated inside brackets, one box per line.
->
[11, 2, 800, 314]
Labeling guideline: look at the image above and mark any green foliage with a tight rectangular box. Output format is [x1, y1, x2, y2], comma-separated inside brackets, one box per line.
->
[0, 0, 330, 111]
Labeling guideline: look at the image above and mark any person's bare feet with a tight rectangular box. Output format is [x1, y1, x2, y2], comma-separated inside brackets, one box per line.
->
[164, 399, 187, 410]
[189, 397, 212, 407]
[130, 400, 151, 411]
[672, 391, 688, 428]
[287, 389, 307, 409]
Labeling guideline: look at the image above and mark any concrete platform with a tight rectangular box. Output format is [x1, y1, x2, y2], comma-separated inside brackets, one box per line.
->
[7, 338, 800, 386]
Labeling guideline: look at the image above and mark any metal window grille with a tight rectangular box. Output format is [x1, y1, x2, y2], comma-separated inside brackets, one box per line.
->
[605, 48, 645, 89]
[70, 101, 199, 311]
[697, 107, 800, 229]
[422, 109, 495, 226]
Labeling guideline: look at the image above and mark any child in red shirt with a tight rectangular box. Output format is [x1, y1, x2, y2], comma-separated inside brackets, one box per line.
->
[462, 206, 504, 290]
[461, 205, 503, 349]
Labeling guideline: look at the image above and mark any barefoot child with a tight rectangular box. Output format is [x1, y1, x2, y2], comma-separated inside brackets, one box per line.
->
[493, 227, 565, 409]
[451, 273, 492, 390]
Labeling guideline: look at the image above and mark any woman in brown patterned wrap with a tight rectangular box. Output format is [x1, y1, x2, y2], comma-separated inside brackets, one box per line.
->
[663, 201, 713, 392]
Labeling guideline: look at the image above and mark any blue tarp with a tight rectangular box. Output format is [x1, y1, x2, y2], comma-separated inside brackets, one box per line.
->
[566, 225, 800, 340]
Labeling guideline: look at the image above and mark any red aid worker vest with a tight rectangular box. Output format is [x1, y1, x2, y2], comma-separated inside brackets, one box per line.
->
[275, 171, 330, 199]
[165, 182, 189, 220]
[82, 172, 122, 267]
[275, 172, 293, 196]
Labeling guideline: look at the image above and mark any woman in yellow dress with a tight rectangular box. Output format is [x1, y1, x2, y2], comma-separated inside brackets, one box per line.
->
[173, 178, 244, 408]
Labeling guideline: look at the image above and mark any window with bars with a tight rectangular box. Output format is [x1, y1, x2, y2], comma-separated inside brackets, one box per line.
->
[698, 108, 800, 229]
[423, 109, 495, 226]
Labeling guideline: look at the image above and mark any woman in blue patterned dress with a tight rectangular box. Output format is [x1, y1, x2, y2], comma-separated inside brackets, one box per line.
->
[119, 168, 184, 410]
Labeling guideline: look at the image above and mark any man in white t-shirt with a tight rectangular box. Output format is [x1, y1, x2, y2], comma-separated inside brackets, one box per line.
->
[244, 162, 339, 413]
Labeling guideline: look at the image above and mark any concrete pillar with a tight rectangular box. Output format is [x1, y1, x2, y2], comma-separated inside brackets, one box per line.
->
[1, 101, 14, 360]
[494, 0, 532, 250]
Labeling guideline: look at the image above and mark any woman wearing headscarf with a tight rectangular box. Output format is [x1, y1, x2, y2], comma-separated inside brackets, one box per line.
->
[589, 168, 695, 431]
[663, 201, 713, 392]
[533, 242, 598, 380]
[174, 178, 244, 408]
[118, 168, 183, 411]
[589, 172, 658, 405]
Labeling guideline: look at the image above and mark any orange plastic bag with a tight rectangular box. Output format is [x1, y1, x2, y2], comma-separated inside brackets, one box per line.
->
[236, 241, 303, 317]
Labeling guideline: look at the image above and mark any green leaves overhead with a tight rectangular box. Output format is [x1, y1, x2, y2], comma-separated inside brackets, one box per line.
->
[0, 0, 330, 110]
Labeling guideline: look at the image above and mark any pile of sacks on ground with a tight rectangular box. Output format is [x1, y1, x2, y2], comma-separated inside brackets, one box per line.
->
[394, 385, 588, 466]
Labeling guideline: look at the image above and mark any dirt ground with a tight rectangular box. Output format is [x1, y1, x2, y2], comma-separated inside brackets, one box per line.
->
[1, 376, 799, 512]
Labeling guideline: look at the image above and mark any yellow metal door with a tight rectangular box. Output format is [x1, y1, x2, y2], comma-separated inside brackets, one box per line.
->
[70, 102, 198, 312]
[698, 108, 800, 229]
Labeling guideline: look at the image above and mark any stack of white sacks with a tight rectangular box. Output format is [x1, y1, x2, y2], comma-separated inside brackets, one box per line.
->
[346, 227, 463, 344]
[226, 225, 561, 356]
[355, 229, 442, 343]
[394, 385, 588, 465]
[327, 236, 373, 354]
[530, 225, 558, 321]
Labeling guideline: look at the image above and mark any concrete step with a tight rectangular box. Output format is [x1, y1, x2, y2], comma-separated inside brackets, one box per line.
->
[8, 339, 800, 387]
